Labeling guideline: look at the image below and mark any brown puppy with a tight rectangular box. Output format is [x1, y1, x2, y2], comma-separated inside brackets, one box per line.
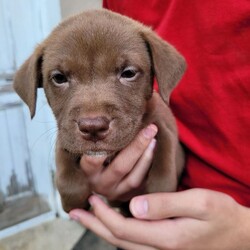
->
[13, 10, 186, 213]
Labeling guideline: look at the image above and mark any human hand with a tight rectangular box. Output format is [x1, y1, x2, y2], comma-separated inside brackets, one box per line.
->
[69, 189, 250, 250]
[80, 124, 157, 201]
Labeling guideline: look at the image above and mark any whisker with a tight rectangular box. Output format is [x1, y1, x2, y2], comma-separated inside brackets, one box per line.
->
[31, 127, 58, 149]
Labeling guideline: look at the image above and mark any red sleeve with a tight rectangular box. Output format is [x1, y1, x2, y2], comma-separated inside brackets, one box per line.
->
[102, 0, 108, 8]
[103, 0, 170, 29]
[103, 0, 250, 207]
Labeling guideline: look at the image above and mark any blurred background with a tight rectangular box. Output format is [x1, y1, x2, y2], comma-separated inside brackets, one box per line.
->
[0, 0, 115, 249]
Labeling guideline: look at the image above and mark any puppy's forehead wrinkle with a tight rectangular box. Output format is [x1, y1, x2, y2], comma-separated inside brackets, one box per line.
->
[45, 37, 147, 82]
[44, 12, 152, 84]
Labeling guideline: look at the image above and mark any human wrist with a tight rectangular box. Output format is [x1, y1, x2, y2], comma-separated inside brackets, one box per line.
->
[240, 206, 250, 248]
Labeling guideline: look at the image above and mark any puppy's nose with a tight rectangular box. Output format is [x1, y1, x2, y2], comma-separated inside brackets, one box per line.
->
[77, 116, 110, 142]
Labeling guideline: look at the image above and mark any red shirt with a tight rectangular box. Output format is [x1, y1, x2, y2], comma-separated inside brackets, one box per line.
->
[103, 0, 250, 206]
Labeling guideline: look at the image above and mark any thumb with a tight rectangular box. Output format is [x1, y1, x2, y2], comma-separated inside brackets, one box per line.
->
[129, 189, 220, 220]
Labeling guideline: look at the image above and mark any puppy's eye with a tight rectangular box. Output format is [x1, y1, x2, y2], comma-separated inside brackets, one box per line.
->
[120, 67, 138, 81]
[121, 69, 136, 79]
[51, 71, 68, 85]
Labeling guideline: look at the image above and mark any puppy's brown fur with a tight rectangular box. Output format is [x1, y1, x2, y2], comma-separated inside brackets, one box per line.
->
[14, 10, 186, 212]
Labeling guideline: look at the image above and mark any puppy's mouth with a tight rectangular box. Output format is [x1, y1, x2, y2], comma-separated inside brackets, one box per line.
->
[64, 147, 118, 167]
[84, 150, 118, 167]
[84, 150, 111, 157]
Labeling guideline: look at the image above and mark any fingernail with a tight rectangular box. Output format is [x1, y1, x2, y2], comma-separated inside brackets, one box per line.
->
[143, 124, 158, 139]
[88, 195, 95, 206]
[88, 195, 101, 206]
[69, 211, 80, 221]
[130, 197, 148, 217]
[149, 138, 157, 150]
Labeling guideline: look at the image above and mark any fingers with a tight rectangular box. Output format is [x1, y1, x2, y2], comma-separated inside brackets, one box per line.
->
[115, 139, 156, 196]
[125, 138, 157, 186]
[80, 124, 157, 179]
[86, 195, 169, 247]
[71, 195, 205, 250]
[70, 192, 246, 250]
[130, 189, 231, 220]
[70, 208, 114, 241]
[79, 124, 157, 199]
[101, 124, 158, 184]
[69, 207, 156, 250]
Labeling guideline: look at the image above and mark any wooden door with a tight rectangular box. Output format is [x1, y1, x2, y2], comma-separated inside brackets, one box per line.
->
[0, 0, 62, 238]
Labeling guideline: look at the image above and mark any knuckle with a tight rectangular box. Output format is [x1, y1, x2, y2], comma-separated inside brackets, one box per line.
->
[195, 190, 216, 216]
[93, 184, 118, 200]
[94, 186, 106, 195]
[137, 136, 148, 148]
[113, 165, 127, 176]
[198, 196, 210, 212]
[94, 185, 112, 197]
[134, 135, 149, 152]
[88, 176, 98, 186]
[126, 178, 141, 189]
[112, 226, 125, 239]
[143, 149, 154, 162]
[91, 182, 108, 195]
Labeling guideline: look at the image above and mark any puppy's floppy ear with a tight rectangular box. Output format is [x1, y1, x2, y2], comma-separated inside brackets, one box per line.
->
[142, 29, 186, 103]
[13, 45, 44, 118]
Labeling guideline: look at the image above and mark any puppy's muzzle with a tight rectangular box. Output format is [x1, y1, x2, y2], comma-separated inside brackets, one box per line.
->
[77, 116, 110, 142]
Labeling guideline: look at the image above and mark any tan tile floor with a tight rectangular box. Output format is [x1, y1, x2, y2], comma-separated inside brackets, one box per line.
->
[0, 218, 84, 250]
[73, 230, 116, 250]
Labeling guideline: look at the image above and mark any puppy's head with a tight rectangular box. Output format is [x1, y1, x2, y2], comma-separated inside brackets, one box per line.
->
[14, 10, 186, 156]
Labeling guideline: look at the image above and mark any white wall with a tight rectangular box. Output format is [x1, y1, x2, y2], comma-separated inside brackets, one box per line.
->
[0, 0, 61, 76]
[60, 0, 102, 19]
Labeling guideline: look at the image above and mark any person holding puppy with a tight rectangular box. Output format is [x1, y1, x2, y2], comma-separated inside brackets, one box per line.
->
[69, 0, 250, 249]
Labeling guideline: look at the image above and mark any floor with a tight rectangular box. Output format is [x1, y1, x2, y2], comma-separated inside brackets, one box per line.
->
[73, 230, 116, 250]
[0, 218, 83, 250]
[0, 218, 116, 250]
